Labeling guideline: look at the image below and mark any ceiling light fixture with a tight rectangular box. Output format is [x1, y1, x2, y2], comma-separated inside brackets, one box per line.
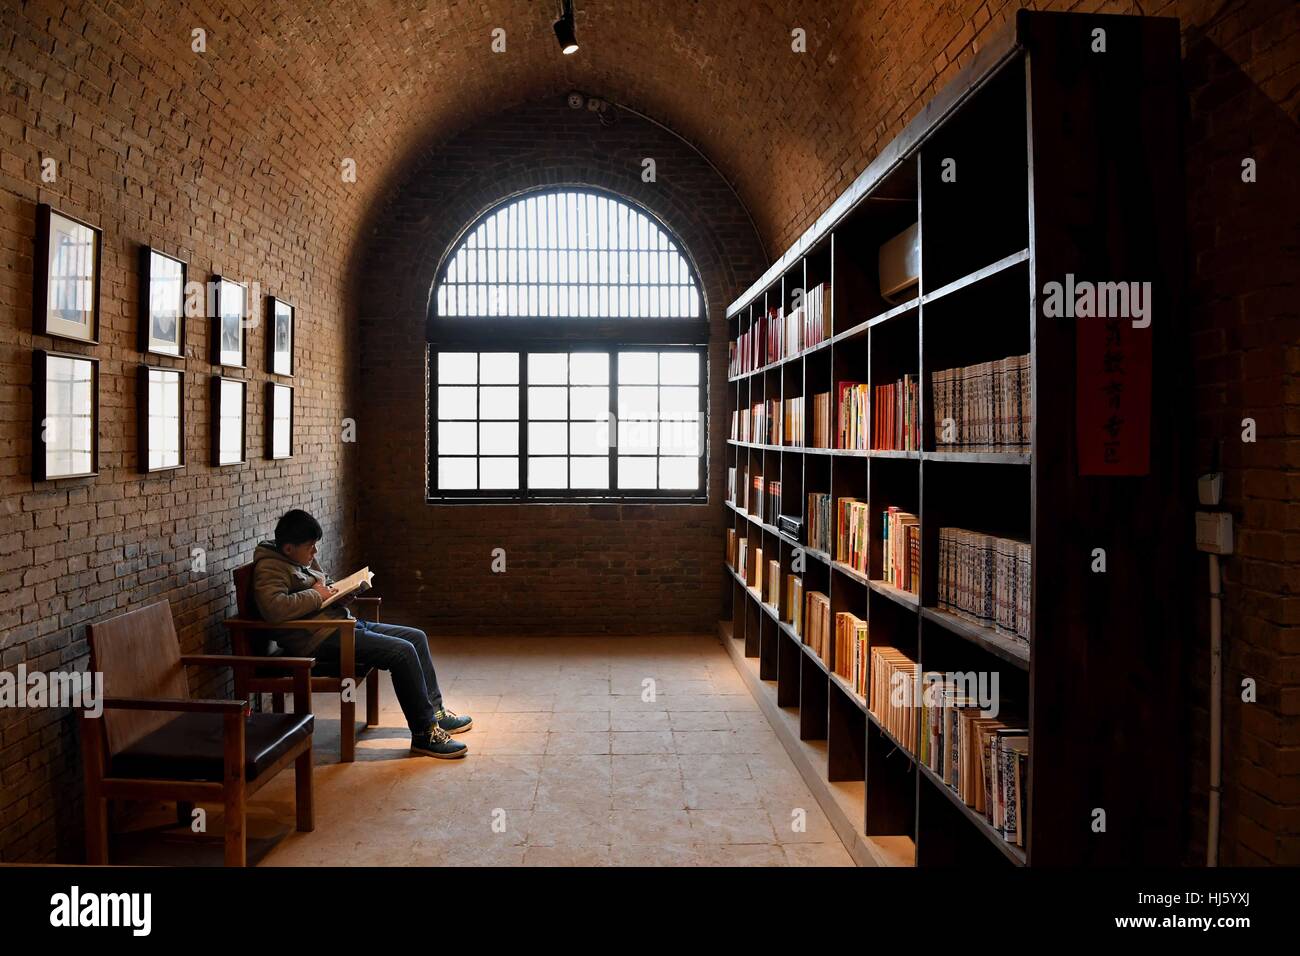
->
[553, 0, 578, 55]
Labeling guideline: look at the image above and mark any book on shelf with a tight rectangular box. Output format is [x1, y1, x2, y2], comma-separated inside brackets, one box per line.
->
[872, 374, 920, 451]
[786, 574, 803, 634]
[784, 396, 805, 446]
[869, 645, 918, 753]
[836, 381, 869, 450]
[807, 492, 832, 553]
[753, 546, 764, 593]
[937, 527, 1031, 643]
[833, 611, 869, 698]
[835, 497, 870, 576]
[749, 473, 763, 514]
[766, 558, 781, 607]
[930, 353, 1032, 451]
[736, 537, 749, 579]
[727, 466, 736, 506]
[725, 528, 737, 569]
[812, 392, 831, 448]
[805, 282, 832, 348]
[881, 507, 920, 594]
[803, 590, 831, 663]
[765, 479, 781, 526]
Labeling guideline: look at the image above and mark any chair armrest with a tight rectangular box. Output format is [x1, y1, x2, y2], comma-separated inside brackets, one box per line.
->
[102, 697, 247, 715]
[181, 654, 315, 672]
[350, 596, 381, 608]
[223, 618, 354, 631]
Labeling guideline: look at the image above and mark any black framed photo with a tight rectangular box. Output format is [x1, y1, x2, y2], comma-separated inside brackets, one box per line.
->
[139, 247, 186, 357]
[212, 276, 248, 368]
[268, 296, 294, 377]
[33, 350, 99, 480]
[34, 204, 101, 344]
[266, 382, 294, 460]
[211, 375, 246, 466]
[138, 365, 185, 473]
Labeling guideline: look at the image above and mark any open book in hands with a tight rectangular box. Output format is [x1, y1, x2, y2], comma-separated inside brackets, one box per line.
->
[320, 567, 374, 608]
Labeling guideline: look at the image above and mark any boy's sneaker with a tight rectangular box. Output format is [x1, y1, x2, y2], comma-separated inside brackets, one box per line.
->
[434, 707, 473, 734]
[410, 724, 468, 759]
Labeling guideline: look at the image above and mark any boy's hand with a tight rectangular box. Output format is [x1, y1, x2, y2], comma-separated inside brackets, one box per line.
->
[312, 581, 337, 602]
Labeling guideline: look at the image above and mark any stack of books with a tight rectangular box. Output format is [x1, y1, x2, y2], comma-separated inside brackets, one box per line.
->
[751, 402, 768, 444]
[811, 392, 832, 448]
[731, 408, 750, 442]
[836, 497, 870, 575]
[803, 590, 831, 662]
[834, 611, 869, 698]
[930, 353, 1032, 450]
[937, 528, 1032, 643]
[837, 380, 870, 450]
[881, 507, 920, 594]
[784, 396, 805, 446]
[807, 492, 832, 553]
[873, 374, 920, 451]
[869, 646, 918, 753]
[786, 574, 803, 635]
[804, 283, 832, 348]
[728, 319, 766, 377]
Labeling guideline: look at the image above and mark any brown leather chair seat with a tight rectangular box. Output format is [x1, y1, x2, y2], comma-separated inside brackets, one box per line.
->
[253, 656, 376, 682]
[109, 712, 314, 783]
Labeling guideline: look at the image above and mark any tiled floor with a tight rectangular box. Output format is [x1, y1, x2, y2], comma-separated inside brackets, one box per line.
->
[116, 634, 854, 867]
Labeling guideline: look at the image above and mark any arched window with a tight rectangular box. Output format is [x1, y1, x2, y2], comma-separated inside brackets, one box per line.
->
[427, 188, 708, 502]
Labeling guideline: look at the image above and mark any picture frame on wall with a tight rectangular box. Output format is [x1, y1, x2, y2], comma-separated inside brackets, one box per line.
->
[138, 365, 185, 473]
[33, 350, 99, 481]
[267, 296, 294, 376]
[211, 375, 246, 466]
[266, 382, 294, 460]
[212, 276, 248, 368]
[139, 247, 187, 357]
[34, 204, 101, 344]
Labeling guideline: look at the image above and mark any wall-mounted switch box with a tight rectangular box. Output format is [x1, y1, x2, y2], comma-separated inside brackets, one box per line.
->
[1198, 472, 1223, 507]
[1196, 511, 1233, 554]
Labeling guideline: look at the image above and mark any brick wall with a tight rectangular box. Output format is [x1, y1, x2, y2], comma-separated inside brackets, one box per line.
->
[354, 98, 766, 636]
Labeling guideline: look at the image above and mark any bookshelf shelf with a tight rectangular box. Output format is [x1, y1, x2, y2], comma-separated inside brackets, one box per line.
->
[866, 710, 918, 767]
[720, 10, 1189, 867]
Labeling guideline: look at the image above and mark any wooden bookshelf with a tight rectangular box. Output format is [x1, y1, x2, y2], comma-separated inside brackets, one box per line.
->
[719, 11, 1190, 867]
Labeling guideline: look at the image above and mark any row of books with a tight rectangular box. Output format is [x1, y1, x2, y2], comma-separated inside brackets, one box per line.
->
[726, 284, 833, 376]
[730, 397, 808, 447]
[937, 528, 1032, 642]
[765, 558, 781, 608]
[807, 492, 833, 553]
[922, 678, 1028, 846]
[836, 497, 870, 575]
[837, 381, 870, 450]
[868, 646, 918, 753]
[873, 375, 921, 451]
[810, 392, 832, 448]
[803, 590, 831, 663]
[834, 612, 870, 698]
[763, 479, 781, 526]
[881, 507, 920, 594]
[930, 353, 1032, 450]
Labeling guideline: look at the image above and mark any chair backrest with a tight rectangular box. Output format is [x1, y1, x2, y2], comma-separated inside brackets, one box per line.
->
[86, 600, 189, 756]
[232, 563, 261, 620]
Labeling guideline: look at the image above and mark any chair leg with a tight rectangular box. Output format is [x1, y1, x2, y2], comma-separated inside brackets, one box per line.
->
[341, 694, 356, 763]
[271, 693, 285, 714]
[366, 670, 380, 727]
[295, 744, 315, 832]
[223, 711, 247, 867]
[84, 791, 109, 865]
[80, 712, 109, 865]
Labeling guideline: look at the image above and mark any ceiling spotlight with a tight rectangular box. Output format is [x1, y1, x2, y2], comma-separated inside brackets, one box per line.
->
[553, 0, 578, 55]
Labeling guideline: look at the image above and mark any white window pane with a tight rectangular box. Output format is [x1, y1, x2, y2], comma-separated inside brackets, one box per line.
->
[659, 457, 698, 489]
[619, 352, 658, 384]
[480, 457, 518, 489]
[569, 386, 608, 420]
[660, 352, 699, 385]
[438, 386, 476, 419]
[479, 421, 518, 455]
[439, 352, 477, 384]
[529, 456, 567, 488]
[529, 421, 567, 454]
[659, 386, 697, 418]
[569, 352, 608, 384]
[619, 385, 658, 420]
[571, 456, 609, 488]
[439, 457, 477, 489]
[618, 456, 656, 489]
[618, 420, 657, 454]
[528, 386, 567, 419]
[569, 421, 609, 455]
[438, 422, 476, 455]
[479, 352, 519, 384]
[660, 419, 699, 455]
[479, 386, 518, 420]
[529, 353, 567, 384]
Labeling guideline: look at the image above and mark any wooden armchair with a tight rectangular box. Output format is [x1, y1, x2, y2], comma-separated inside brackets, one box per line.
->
[81, 599, 315, 867]
[222, 563, 382, 762]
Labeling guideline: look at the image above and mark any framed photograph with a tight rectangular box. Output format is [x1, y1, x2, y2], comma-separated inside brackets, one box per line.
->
[34, 204, 101, 344]
[33, 350, 99, 480]
[212, 276, 248, 368]
[266, 382, 294, 460]
[139, 247, 186, 357]
[267, 296, 294, 376]
[138, 366, 185, 473]
[211, 375, 246, 466]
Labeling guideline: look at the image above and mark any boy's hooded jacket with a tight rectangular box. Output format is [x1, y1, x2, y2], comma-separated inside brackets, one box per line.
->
[251, 540, 353, 655]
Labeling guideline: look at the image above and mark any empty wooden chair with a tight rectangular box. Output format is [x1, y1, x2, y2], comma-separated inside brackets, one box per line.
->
[81, 599, 315, 866]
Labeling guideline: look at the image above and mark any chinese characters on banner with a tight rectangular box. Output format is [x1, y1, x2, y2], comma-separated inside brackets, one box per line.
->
[1077, 314, 1152, 475]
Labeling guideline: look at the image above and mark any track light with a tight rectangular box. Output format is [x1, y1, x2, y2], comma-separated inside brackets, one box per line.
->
[553, 0, 578, 55]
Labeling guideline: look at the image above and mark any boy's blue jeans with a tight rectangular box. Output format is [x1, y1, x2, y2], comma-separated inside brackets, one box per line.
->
[313, 619, 443, 736]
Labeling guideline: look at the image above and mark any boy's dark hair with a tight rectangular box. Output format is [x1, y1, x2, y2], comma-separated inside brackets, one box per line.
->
[275, 510, 323, 549]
